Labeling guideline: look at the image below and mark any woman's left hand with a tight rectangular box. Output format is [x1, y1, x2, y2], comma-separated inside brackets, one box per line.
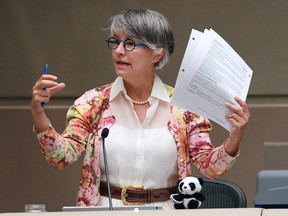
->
[224, 96, 250, 156]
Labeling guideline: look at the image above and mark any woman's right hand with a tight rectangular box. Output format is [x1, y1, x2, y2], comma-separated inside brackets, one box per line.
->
[31, 74, 65, 133]
[31, 74, 66, 112]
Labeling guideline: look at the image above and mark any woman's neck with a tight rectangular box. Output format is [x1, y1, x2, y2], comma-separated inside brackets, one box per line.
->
[124, 76, 154, 101]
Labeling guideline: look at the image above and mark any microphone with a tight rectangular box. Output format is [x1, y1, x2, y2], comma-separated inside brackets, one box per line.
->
[101, 127, 109, 139]
[101, 128, 113, 211]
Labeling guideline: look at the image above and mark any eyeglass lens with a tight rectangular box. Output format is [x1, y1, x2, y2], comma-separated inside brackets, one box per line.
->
[107, 37, 136, 51]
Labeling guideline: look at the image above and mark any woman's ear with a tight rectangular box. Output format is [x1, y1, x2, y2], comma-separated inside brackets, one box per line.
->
[152, 48, 164, 63]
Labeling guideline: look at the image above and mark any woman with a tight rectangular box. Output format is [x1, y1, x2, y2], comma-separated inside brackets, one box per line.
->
[31, 9, 250, 209]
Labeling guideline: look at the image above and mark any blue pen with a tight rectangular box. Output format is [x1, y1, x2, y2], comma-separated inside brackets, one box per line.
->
[41, 64, 49, 107]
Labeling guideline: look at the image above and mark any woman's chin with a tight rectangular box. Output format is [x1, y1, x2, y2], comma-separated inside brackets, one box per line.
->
[115, 69, 129, 77]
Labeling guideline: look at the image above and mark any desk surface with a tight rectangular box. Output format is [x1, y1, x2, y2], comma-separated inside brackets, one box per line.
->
[1, 208, 263, 216]
[262, 209, 288, 216]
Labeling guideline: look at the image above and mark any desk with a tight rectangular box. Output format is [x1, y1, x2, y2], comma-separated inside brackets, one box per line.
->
[0, 208, 262, 216]
[262, 209, 288, 216]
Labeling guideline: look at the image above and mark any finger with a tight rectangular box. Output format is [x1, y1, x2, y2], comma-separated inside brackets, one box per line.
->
[226, 98, 250, 117]
[37, 83, 65, 100]
[225, 102, 243, 117]
[40, 74, 58, 80]
[234, 96, 250, 114]
[226, 115, 245, 128]
[32, 88, 50, 101]
[31, 91, 50, 110]
[233, 97, 250, 122]
[234, 96, 245, 106]
[226, 117, 241, 128]
[49, 83, 66, 95]
[35, 74, 58, 88]
[226, 110, 250, 130]
[32, 82, 64, 106]
[36, 74, 58, 84]
[41, 80, 61, 90]
[226, 108, 250, 122]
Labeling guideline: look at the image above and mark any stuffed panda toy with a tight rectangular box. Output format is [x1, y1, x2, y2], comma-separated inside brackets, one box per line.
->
[170, 176, 205, 209]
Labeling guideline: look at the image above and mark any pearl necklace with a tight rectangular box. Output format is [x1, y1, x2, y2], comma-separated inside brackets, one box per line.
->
[131, 99, 149, 105]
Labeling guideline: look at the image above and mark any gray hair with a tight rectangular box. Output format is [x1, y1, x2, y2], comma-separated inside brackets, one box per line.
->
[107, 9, 175, 70]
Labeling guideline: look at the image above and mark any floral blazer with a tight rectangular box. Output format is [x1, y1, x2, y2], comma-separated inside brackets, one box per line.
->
[36, 83, 236, 206]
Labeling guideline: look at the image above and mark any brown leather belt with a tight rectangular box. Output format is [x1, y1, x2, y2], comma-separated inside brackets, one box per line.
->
[100, 181, 178, 205]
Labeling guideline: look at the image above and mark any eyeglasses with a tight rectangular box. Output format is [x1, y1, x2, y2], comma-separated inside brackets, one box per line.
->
[106, 37, 147, 51]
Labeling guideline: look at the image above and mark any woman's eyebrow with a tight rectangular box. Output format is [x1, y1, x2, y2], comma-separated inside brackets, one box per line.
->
[113, 33, 132, 40]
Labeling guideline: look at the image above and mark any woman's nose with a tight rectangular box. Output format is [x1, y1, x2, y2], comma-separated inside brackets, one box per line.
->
[114, 42, 126, 54]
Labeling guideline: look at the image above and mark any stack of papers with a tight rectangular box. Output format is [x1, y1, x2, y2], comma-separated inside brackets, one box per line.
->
[172, 29, 253, 131]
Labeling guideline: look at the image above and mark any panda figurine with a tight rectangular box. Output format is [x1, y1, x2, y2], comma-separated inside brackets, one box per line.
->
[170, 176, 205, 209]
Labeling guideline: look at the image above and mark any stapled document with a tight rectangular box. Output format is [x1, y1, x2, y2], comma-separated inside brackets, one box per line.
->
[172, 29, 253, 131]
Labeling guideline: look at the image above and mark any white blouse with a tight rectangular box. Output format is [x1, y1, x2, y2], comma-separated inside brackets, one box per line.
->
[98, 76, 178, 209]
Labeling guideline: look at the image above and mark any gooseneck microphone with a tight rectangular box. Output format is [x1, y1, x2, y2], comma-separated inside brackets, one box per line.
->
[101, 128, 109, 139]
[101, 128, 113, 211]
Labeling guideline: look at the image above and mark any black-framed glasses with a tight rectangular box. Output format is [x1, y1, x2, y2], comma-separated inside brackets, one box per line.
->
[105, 37, 147, 51]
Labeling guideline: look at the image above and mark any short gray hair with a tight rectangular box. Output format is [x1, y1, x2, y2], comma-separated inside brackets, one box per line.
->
[107, 9, 175, 70]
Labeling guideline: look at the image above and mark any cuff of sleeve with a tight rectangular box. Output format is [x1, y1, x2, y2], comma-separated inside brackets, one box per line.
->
[218, 144, 240, 163]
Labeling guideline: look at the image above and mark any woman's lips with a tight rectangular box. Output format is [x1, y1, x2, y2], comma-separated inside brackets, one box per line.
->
[116, 60, 130, 65]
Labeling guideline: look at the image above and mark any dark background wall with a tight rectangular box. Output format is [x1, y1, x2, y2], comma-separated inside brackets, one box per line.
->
[1, 0, 288, 213]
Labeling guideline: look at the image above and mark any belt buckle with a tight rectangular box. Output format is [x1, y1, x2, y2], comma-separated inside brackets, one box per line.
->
[121, 184, 145, 205]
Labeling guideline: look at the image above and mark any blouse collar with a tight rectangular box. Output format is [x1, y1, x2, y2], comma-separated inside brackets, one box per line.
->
[110, 75, 170, 103]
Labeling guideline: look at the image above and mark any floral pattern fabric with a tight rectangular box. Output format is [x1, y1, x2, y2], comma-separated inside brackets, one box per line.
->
[36, 83, 236, 206]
